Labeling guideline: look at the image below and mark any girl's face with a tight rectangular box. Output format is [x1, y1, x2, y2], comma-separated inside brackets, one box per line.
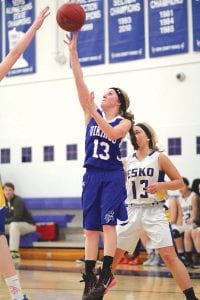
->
[100, 89, 120, 110]
[134, 126, 149, 148]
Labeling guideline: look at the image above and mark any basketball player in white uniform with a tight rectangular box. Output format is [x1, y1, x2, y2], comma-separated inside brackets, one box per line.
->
[112, 123, 199, 300]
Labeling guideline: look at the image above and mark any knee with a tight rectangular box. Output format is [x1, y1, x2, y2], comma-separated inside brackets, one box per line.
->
[102, 225, 115, 234]
[173, 229, 182, 239]
[84, 229, 99, 239]
[160, 248, 177, 264]
[191, 229, 197, 239]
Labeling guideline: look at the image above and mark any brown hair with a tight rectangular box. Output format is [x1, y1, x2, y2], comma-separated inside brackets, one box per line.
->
[110, 87, 135, 140]
[129, 122, 162, 151]
[3, 182, 15, 190]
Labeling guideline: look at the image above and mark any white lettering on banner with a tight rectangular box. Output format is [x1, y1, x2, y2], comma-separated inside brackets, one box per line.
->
[81, 23, 94, 31]
[6, 3, 32, 14]
[79, 0, 95, 4]
[79, 55, 102, 62]
[7, 17, 31, 27]
[12, 0, 26, 6]
[158, 8, 175, 34]
[8, 66, 33, 75]
[150, 0, 183, 9]
[110, 1, 141, 34]
[111, 48, 143, 58]
[6, 2, 33, 28]
[151, 42, 185, 53]
[110, 4, 140, 16]
[113, 0, 138, 5]
[81, 1, 101, 21]
[118, 16, 133, 32]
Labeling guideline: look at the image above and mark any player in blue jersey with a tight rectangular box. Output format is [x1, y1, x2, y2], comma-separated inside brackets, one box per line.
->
[65, 32, 135, 299]
[111, 122, 199, 300]
[0, 6, 50, 300]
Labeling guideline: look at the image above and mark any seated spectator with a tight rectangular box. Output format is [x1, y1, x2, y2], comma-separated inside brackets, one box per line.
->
[191, 178, 200, 197]
[168, 195, 186, 262]
[190, 180, 200, 267]
[173, 178, 199, 268]
[4, 182, 36, 260]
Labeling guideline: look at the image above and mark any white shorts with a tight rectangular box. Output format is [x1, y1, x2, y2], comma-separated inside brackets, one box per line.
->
[172, 224, 193, 233]
[117, 204, 173, 253]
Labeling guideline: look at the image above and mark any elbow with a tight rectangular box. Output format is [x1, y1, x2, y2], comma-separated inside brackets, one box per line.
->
[177, 178, 184, 189]
[107, 133, 118, 141]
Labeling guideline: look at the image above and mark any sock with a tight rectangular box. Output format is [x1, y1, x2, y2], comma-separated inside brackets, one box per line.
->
[5, 275, 24, 300]
[102, 255, 113, 271]
[183, 287, 198, 300]
[85, 260, 96, 275]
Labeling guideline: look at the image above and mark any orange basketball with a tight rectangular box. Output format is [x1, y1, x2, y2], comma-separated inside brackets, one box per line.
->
[56, 2, 86, 32]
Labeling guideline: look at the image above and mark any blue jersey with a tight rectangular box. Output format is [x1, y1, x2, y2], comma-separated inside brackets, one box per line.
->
[84, 109, 124, 170]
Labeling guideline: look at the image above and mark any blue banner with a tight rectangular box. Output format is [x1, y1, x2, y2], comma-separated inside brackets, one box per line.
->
[108, 0, 145, 63]
[148, 0, 188, 57]
[192, 0, 200, 51]
[77, 0, 104, 66]
[5, 0, 35, 76]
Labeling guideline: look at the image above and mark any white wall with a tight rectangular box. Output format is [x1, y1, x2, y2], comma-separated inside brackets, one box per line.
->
[0, 0, 199, 197]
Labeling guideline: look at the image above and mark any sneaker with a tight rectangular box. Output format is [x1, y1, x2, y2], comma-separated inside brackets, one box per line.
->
[87, 268, 116, 299]
[185, 261, 199, 269]
[80, 272, 97, 300]
[96, 258, 103, 266]
[76, 257, 85, 264]
[143, 252, 155, 266]
[158, 255, 165, 267]
[178, 254, 186, 264]
[149, 253, 160, 266]
[15, 295, 28, 300]
[128, 256, 141, 265]
[11, 250, 21, 260]
[119, 256, 129, 264]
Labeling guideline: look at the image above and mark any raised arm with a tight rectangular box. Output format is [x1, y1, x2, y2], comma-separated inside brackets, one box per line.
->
[64, 32, 92, 124]
[0, 6, 50, 81]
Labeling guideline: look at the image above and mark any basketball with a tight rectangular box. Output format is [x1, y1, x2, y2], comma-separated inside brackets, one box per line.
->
[56, 2, 86, 32]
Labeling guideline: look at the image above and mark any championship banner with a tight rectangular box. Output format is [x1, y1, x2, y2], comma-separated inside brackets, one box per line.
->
[5, 0, 35, 77]
[148, 0, 188, 57]
[108, 0, 145, 63]
[77, 0, 104, 66]
[192, 0, 200, 51]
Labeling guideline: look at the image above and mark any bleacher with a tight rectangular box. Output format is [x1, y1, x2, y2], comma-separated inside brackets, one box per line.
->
[20, 197, 82, 247]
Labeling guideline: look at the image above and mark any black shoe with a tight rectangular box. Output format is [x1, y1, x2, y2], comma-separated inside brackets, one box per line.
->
[87, 268, 116, 299]
[80, 272, 97, 300]
[185, 260, 199, 269]
[178, 254, 186, 264]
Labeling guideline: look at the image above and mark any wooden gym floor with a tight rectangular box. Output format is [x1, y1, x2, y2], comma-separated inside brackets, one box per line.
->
[0, 249, 200, 300]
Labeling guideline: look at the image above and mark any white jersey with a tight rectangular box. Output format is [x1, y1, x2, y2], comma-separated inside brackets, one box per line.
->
[178, 191, 195, 226]
[126, 151, 166, 205]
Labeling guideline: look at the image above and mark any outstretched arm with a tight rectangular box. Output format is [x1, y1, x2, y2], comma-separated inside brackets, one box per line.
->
[64, 32, 92, 124]
[0, 6, 50, 81]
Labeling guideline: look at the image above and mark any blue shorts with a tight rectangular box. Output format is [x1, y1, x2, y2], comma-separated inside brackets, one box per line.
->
[0, 207, 6, 235]
[82, 168, 128, 231]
